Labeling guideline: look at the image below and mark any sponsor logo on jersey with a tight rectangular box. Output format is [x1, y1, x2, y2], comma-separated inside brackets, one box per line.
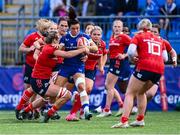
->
[137, 73, 142, 78]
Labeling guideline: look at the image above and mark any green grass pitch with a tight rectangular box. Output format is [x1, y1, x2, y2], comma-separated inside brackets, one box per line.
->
[0, 111, 179, 134]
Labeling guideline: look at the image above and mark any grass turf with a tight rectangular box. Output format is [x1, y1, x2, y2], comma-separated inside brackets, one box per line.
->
[0, 111, 179, 134]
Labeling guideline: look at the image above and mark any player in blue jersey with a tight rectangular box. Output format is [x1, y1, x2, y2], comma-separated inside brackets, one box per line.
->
[55, 7, 97, 120]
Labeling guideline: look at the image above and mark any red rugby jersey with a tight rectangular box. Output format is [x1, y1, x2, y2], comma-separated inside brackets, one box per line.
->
[23, 32, 42, 67]
[163, 39, 172, 53]
[32, 44, 57, 79]
[131, 31, 165, 74]
[85, 40, 107, 70]
[109, 33, 131, 59]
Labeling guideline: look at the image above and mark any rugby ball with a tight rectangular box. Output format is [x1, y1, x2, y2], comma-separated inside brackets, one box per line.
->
[77, 37, 90, 47]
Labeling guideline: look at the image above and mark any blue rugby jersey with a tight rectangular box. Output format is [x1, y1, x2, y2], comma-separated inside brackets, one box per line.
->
[60, 32, 90, 66]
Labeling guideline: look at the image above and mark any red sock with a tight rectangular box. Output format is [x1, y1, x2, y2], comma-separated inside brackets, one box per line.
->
[16, 90, 34, 110]
[104, 105, 110, 112]
[121, 116, 129, 123]
[79, 108, 84, 116]
[24, 103, 33, 113]
[117, 101, 123, 108]
[136, 114, 144, 121]
[48, 105, 58, 117]
[70, 94, 81, 114]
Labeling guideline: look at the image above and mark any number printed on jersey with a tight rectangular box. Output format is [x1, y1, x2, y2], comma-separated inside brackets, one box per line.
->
[147, 41, 161, 56]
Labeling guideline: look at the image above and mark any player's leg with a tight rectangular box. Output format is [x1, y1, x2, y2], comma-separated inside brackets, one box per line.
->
[42, 85, 71, 123]
[111, 74, 147, 128]
[15, 87, 35, 120]
[65, 78, 80, 121]
[97, 72, 118, 117]
[130, 80, 154, 127]
[146, 84, 158, 102]
[73, 73, 92, 120]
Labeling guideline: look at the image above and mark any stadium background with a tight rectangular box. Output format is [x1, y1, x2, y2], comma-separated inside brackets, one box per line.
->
[0, 0, 180, 111]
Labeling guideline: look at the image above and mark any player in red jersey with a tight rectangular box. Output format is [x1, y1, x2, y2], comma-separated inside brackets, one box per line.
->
[112, 19, 168, 128]
[65, 26, 108, 121]
[34, 18, 69, 119]
[145, 24, 177, 102]
[15, 19, 51, 119]
[97, 20, 131, 117]
[33, 21, 62, 119]
[19, 19, 51, 89]
[16, 31, 89, 123]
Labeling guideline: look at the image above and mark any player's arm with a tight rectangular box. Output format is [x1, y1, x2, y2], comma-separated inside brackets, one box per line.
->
[162, 50, 168, 62]
[102, 53, 107, 67]
[162, 42, 168, 62]
[34, 38, 45, 49]
[127, 43, 138, 63]
[33, 49, 41, 60]
[169, 48, 177, 67]
[19, 43, 35, 53]
[97, 56, 104, 74]
[164, 39, 177, 66]
[54, 47, 89, 58]
[116, 53, 128, 60]
[101, 42, 108, 67]
[53, 43, 65, 50]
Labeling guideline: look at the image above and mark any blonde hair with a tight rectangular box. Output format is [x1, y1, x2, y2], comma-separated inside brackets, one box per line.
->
[90, 26, 103, 35]
[137, 18, 152, 31]
[113, 19, 123, 26]
[36, 19, 51, 31]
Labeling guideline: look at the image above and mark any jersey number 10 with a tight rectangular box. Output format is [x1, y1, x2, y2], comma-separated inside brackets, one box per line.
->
[147, 42, 161, 56]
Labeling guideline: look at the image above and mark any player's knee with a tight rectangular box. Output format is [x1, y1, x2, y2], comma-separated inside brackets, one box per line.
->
[105, 83, 110, 90]
[77, 84, 85, 91]
[105, 84, 113, 93]
[75, 77, 85, 91]
[146, 91, 154, 101]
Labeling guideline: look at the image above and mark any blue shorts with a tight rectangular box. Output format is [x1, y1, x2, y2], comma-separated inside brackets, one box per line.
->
[30, 77, 50, 97]
[133, 69, 161, 85]
[85, 69, 97, 81]
[23, 63, 33, 84]
[119, 59, 131, 81]
[108, 59, 131, 80]
[58, 64, 85, 78]
[52, 63, 62, 72]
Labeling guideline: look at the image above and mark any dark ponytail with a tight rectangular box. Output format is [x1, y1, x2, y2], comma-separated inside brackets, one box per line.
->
[68, 6, 79, 27]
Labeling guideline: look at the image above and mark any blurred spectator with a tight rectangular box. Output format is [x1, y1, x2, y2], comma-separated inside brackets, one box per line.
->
[142, 0, 160, 23]
[39, 0, 50, 17]
[50, 0, 66, 17]
[95, 0, 116, 15]
[0, 0, 3, 12]
[82, 0, 89, 16]
[53, 4, 68, 16]
[115, 0, 138, 16]
[159, 0, 177, 30]
[143, 0, 159, 16]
